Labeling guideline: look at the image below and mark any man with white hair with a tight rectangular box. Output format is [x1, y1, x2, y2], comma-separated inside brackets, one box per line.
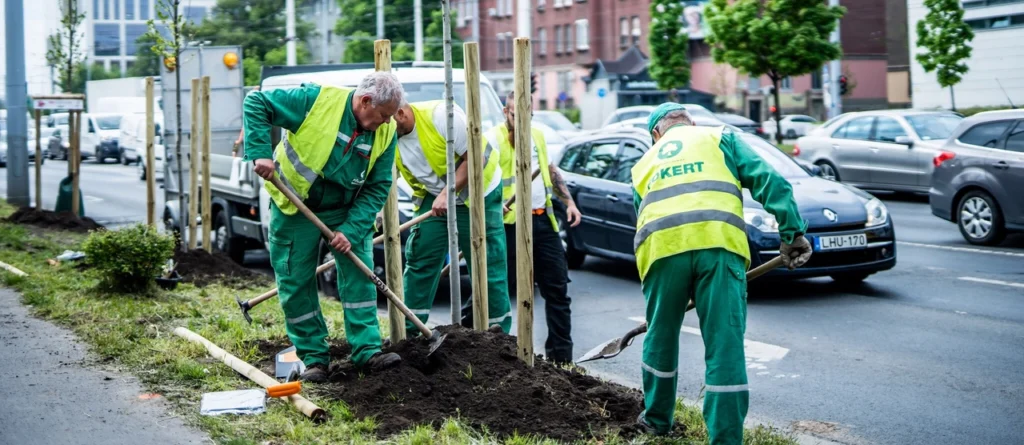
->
[243, 72, 404, 382]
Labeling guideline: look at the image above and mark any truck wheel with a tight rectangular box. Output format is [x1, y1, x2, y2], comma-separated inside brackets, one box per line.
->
[213, 211, 246, 264]
[316, 240, 340, 299]
[120, 151, 130, 165]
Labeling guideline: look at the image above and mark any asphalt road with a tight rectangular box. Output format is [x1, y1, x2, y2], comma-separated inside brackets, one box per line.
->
[3, 163, 1022, 444]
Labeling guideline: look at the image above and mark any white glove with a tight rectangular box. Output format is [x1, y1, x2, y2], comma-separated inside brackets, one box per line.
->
[780, 235, 812, 270]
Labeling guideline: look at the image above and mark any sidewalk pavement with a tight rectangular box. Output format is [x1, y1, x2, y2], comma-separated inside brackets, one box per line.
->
[0, 288, 210, 444]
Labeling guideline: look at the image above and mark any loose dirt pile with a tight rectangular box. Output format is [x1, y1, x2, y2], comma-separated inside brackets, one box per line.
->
[5, 208, 103, 233]
[258, 326, 646, 442]
[172, 249, 266, 288]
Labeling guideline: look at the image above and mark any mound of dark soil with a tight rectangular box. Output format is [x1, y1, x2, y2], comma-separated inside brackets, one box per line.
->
[172, 249, 265, 288]
[5, 207, 103, 233]
[258, 326, 646, 442]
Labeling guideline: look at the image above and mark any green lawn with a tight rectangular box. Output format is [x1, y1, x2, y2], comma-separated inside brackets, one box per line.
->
[0, 201, 797, 445]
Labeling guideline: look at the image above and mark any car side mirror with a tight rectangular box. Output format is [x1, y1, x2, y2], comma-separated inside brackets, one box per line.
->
[894, 135, 913, 147]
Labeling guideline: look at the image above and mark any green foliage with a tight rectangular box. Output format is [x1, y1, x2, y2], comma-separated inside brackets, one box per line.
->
[341, 32, 375, 63]
[558, 107, 581, 124]
[46, 0, 87, 93]
[916, 0, 974, 88]
[648, 0, 691, 96]
[82, 224, 175, 293]
[127, 33, 163, 77]
[956, 105, 1014, 117]
[424, 9, 464, 68]
[335, 0, 463, 64]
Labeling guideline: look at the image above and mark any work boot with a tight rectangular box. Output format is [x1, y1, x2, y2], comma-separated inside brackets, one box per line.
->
[299, 363, 329, 383]
[488, 324, 503, 334]
[381, 338, 393, 349]
[366, 352, 401, 372]
[636, 411, 665, 436]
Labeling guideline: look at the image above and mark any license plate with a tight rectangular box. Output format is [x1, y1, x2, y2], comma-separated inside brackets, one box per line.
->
[814, 234, 868, 251]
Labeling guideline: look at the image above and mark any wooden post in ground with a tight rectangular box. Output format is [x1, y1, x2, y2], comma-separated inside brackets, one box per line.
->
[71, 110, 81, 216]
[463, 42, 489, 330]
[201, 76, 213, 252]
[513, 37, 534, 367]
[34, 110, 42, 209]
[188, 78, 200, 249]
[375, 39, 405, 342]
[145, 77, 156, 228]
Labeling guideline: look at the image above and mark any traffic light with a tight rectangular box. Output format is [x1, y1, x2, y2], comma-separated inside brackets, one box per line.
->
[839, 75, 848, 96]
[531, 73, 538, 94]
[769, 105, 777, 114]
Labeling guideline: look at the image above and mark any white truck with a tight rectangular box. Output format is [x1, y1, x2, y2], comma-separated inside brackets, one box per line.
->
[86, 77, 163, 114]
[160, 49, 506, 295]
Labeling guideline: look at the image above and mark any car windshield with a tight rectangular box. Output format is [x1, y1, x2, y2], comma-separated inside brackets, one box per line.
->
[403, 82, 505, 131]
[534, 123, 566, 144]
[95, 116, 123, 130]
[740, 133, 809, 179]
[905, 114, 962, 140]
[534, 112, 577, 132]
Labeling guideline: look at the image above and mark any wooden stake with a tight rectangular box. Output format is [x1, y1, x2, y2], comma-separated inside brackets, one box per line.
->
[34, 110, 42, 210]
[189, 78, 200, 250]
[71, 110, 81, 217]
[375, 39, 405, 342]
[463, 42, 489, 330]
[513, 37, 534, 367]
[172, 327, 325, 422]
[201, 76, 213, 252]
[146, 77, 156, 228]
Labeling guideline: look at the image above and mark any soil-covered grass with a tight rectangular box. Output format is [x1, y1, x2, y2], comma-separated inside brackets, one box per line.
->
[0, 201, 797, 445]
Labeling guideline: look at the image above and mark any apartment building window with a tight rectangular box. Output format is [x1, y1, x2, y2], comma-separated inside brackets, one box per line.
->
[508, 33, 515, 59]
[811, 70, 822, 89]
[139, 0, 149, 19]
[114, 0, 120, 19]
[631, 16, 641, 45]
[104, 0, 110, 19]
[94, 0, 100, 19]
[966, 13, 1024, 30]
[125, 0, 134, 19]
[506, 0, 515, 17]
[538, 0, 546, 10]
[94, 24, 120, 56]
[575, 19, 589, 51]
[781, 76, 792, 91]
[497, 34, 506, 61]
[554, 0, 564, 8]
[539, 72, 547, 108]
[564, 23, 573, 52]
[126, 24, 148, 55]
[620, 18, 629, 48]
[554, 25, 563, 54]
[538, 28, 548, 56]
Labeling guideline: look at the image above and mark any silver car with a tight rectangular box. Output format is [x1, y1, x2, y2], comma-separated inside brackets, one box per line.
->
[929, 109, 1024, 245]
[794, 110, 963, 193]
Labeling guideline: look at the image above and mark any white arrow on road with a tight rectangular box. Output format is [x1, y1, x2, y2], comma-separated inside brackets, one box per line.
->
[628, 316, 790, 364]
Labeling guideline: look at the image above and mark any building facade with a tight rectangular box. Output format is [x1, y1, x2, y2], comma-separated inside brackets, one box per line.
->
[908, 0, 1024, 109]
[0, 0, 62, 98]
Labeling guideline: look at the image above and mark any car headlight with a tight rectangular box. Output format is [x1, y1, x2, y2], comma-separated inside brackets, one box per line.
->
[865, 198, 889, 227]
[744, 208, 779, 233]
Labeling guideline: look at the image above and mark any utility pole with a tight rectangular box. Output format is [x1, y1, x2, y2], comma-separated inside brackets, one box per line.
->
[286, 0, 297, 66]
[376, 0, 385, 39]
[414, 0, 424, 61]
[471, 0, 480, 42]
[516, 0, 531, 38]
[826, 0, 843, 119]
[5, 0, 31, 207]
[321, 0, 329, 64]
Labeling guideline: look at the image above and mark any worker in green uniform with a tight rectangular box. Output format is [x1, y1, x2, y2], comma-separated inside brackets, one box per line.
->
[243, 72, 406, 383]
[392, 100, 512, 335]
[631, 103, 812, 443]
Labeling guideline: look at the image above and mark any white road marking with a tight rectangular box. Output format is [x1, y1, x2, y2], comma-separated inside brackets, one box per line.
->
[84, 195, 103, 203]
[898, 241, 1024, 258]
[958, 276, 1024, 289]
[955, 311, 968, 315]
[628, 316, 790, 363]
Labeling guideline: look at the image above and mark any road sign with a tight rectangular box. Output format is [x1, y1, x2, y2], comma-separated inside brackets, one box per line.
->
[558, 92, 568, 102]
[597, 88, 607, 98]
[34, 98, 84, 110]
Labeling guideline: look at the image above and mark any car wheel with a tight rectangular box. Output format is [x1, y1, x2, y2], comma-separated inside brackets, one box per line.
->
[957, 190, 1006, 246]
[96, 151, 106, 164]
[555, 211, 586, 269]
[816, 161, 840, 182]
[831, 273, 871, 285]
[61, 148, 68, 161]
[316, 241, 340, 299]
[213, 211, 246, 264]
[120, 152, 129, 165]
[138, 161, 147, 180]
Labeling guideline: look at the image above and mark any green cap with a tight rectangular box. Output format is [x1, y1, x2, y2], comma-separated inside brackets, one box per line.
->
[647, 103, 687, 134]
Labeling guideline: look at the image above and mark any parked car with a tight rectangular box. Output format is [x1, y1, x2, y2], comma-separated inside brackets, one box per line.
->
[929, 109, 1024, 245]
[120, 112, 165, 165]
[533, 122, 569, 165]
[534, 111, 583, 139]
[762, 114, 819, 139]
[0, 130, 48, 166]
[554, 127, 896, 283]
[137, 138, 166, 181]
[794, 110, 963, 193]
[602, 106, 655, 127]
[715, 112, 766, 138]
[46, 112, 124, 162]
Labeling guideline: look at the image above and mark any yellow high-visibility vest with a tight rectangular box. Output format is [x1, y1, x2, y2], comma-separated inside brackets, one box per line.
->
[265, 85, 395, 215]
[631, 125, 750, 280]
[488, 124, 558, 231]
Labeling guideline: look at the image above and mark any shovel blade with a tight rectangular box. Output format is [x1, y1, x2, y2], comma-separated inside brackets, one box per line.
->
[426, 331, 447, 356]
[236, 297, 253, 325]
[575, 336, 627, 364]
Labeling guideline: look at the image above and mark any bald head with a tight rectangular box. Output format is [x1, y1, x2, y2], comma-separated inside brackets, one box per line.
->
[650, 110, 694, 143]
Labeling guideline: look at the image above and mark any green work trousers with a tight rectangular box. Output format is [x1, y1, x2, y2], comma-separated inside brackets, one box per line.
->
[402, 188, 512, 336]
[640, 248, 749, 444]
[268, 202, 382, 368]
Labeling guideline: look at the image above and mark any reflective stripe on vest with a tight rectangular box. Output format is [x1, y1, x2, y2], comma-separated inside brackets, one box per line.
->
[491, 125, 559, 231]
[396, 100, 500, 210]
[265, 85, 396, 215]
[630, 125, 750, 280]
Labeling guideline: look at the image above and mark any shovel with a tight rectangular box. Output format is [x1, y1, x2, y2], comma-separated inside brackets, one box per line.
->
[267, 174, 447, 356]
[575, 255, 786, 364]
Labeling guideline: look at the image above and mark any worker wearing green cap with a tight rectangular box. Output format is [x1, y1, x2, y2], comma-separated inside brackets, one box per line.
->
[631, 103, 811, 442]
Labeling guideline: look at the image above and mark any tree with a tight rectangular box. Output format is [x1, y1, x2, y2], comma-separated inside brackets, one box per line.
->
[425, 9, 463, 68]
[916, 0, 974, 111]
[335, 0, 459, 63]
[45, 0, 87, 93]
[648, 0, 690, 101]
[705, 0, 845, 143]
[128, 33, 163, 77]
[341, 32, 375, 63]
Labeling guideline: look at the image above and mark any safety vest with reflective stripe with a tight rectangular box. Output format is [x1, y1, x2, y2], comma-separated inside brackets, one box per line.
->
[265, 86, 395, 216]
[630, 125, 750, 280]
[489, 124, 558, 231]
[395, 100, 500, 211]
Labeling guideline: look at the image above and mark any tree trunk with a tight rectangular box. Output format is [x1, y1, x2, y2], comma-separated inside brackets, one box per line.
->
[772, 77, 783, 145]
[174, 14, 186, 251]
[950, 86, 957, 112]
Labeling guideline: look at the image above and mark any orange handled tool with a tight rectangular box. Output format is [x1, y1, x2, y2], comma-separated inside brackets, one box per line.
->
[266, 381, 302, 398]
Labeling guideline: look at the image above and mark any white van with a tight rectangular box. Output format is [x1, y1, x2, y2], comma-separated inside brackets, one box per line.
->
[47, 112, 124, 162]
[119, 111, 164, 164]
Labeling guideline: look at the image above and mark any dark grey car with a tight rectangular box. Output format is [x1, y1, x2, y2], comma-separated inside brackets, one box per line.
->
[930, 110, 1024, 245]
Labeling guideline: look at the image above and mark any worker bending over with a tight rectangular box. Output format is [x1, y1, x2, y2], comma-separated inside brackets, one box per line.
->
[631, 103, 811, 442]
[392, 100, 512, 335]
[491, 91, 582, 364]
[243, 73, 405, 383]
